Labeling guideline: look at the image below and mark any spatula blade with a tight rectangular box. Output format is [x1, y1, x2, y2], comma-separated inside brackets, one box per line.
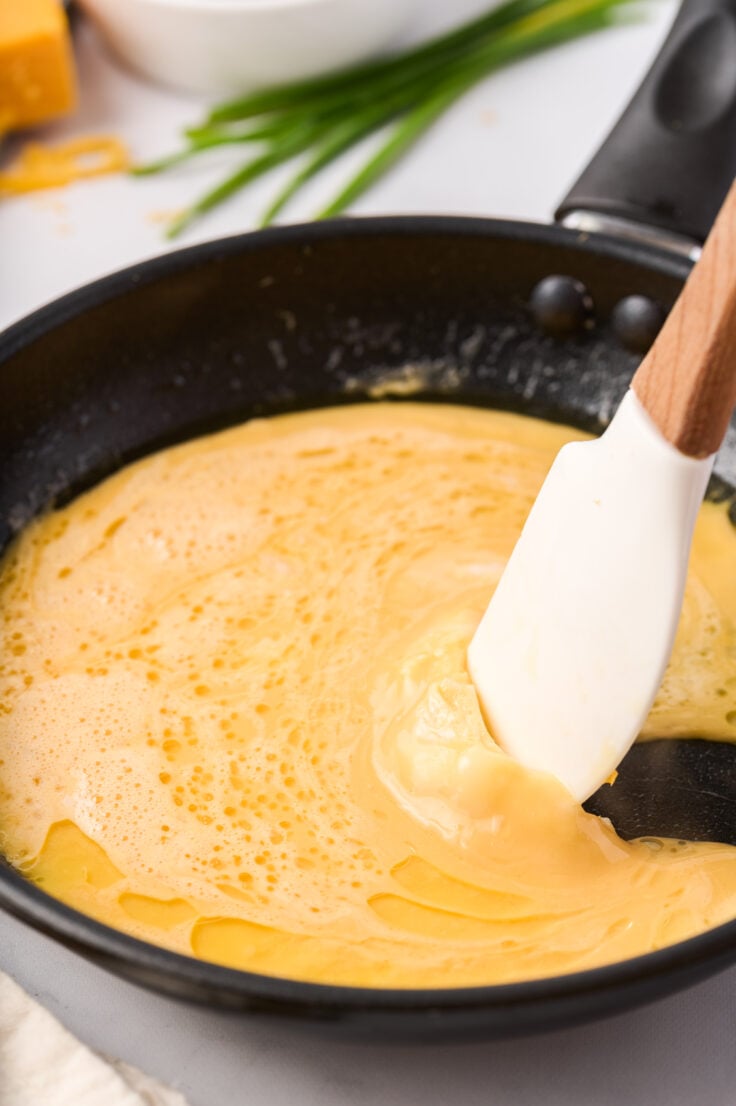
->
[468, 390, 713, 802]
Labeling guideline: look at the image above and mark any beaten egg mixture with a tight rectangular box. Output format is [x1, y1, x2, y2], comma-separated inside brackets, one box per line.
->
[2, 403, 736, 987]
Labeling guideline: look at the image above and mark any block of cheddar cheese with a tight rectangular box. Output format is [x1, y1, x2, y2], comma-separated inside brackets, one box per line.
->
[0, 0, 76, 134]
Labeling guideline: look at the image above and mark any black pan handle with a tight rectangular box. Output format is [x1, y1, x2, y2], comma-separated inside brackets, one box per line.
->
[555, 0, 736, 251]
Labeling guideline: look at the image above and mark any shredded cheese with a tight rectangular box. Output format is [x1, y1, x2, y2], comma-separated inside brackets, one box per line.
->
[0, 136, 129, 194]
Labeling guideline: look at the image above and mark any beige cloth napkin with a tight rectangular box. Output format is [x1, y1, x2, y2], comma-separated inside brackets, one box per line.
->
[0, 970, 189, 1106]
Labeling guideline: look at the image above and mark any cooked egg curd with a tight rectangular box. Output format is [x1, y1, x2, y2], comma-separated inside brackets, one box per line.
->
[2, 403, 736, 987]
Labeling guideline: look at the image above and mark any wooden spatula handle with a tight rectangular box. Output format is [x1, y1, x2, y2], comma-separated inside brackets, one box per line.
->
[632, 178, 736, 459]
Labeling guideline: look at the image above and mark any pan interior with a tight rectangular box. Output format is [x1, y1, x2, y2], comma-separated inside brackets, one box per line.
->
[1, 222, 735, 1027]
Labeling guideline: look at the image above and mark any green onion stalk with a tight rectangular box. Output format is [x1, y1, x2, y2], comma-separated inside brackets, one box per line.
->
[133, 0, 645, 239]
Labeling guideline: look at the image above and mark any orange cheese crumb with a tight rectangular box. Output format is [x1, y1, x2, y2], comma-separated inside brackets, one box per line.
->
[0, 0, 76, 134]
[0, 136, 129, 193]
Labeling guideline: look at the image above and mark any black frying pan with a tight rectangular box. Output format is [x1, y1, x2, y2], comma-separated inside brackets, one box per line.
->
[2, 0, 736, 1041]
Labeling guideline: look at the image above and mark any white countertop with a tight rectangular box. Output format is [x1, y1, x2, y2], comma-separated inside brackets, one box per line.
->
[5, 3, 736, 1104]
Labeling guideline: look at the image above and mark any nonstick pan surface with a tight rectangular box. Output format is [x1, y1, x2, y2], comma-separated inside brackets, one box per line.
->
[2, 0, 736, 1041]
[1, 215, 736, 1041]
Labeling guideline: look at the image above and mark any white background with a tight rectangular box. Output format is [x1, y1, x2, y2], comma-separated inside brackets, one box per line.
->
[5, 3, 736, 1104]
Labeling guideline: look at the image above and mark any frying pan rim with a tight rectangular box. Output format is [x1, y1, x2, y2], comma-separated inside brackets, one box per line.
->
[0, 214, 693, 364]
[2, 852, 736, 1015]
[0, 215, 728, 1024]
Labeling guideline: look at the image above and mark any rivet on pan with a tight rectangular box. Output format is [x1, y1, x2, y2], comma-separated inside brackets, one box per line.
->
[529, 275, 594, 337]
[611, 295, 666, 354]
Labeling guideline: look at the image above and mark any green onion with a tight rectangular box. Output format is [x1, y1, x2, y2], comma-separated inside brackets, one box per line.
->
[319, 1, 633, 220]
[164, 121, 326, 239]
[134, 0, 645, 239]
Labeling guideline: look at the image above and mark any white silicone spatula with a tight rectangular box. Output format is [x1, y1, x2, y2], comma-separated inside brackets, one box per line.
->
[468, 180, 736, 803]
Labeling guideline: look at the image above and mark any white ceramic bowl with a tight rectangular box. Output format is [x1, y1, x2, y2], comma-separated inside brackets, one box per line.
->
[77, 0, 424, 96]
